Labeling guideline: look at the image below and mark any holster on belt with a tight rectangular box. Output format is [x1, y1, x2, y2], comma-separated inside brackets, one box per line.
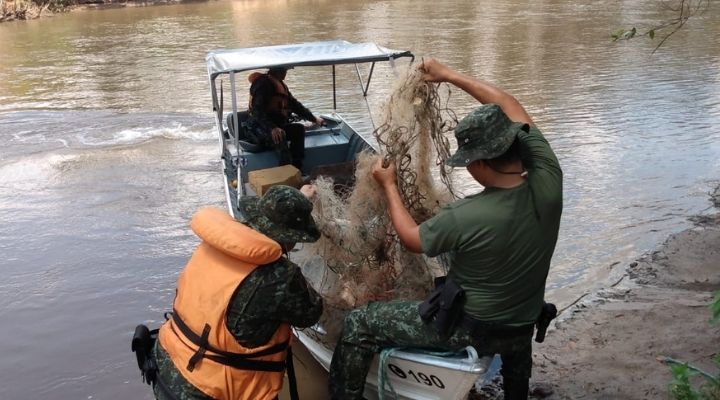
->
[131, 324, 159, 386]
[534, 302, 557, 343]
[418, 276, 466, 338]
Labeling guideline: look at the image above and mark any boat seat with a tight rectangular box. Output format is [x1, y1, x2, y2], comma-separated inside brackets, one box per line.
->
[226, 111, 250, 137]
[226, 111, 263, 152]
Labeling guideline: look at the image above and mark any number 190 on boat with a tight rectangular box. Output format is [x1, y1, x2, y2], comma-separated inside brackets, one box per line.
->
[387, 363, 446, 389]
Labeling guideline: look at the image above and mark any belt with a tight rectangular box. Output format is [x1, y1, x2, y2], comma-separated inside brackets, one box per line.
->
[461, 314, 534, 337]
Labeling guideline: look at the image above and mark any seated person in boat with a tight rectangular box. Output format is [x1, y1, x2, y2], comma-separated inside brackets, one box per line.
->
[153, 185, 323, 400]
[328, 59, 563, 400]
[245, 66, 324, 170]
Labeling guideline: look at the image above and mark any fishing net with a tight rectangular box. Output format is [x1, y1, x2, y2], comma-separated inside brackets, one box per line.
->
[299, 65, 458, 345]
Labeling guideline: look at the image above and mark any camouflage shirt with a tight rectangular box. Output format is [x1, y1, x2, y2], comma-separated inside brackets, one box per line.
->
[154, 254, 322, 399]
[226, 254, 323, 347]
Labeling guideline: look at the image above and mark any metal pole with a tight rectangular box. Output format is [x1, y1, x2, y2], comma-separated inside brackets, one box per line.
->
[332, 65, 337, 111]
[229, 71, 239, 145]
[355, 63, 375, 131]
[229, 71, 246, 198]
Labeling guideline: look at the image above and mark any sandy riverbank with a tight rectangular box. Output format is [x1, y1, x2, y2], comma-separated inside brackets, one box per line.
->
[527, 186, 720, 399]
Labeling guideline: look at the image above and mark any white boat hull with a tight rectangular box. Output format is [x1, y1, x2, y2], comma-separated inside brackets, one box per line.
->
[295, 330, 492, 400]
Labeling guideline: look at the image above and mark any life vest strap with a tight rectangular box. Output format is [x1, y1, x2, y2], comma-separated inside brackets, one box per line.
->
[187, 323, 211, 372]
[203, 353, 287, 372]
[172, 309, 289, 372]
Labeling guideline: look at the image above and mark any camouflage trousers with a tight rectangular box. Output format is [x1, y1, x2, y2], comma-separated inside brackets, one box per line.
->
[328, 300, 533, 400]
[152, 341, 212, 400]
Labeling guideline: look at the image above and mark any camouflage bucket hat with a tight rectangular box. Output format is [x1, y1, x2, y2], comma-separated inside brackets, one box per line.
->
[445, 104, 528, 167]
[238, 185, 320, 243]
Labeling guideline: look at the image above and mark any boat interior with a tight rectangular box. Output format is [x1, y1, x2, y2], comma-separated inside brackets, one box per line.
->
[221, 110, 371, 218]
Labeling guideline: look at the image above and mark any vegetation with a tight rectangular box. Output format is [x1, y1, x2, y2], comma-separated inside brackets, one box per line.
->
[0, 0, 75, 21]
[667, 291, 720, 400]
[612, 0, 712, 53]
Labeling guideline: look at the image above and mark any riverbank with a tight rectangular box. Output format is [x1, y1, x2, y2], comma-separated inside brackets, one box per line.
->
[527, 185, 720, 399]
[1, 0, 58, 21]
[0, 0, 205, 22]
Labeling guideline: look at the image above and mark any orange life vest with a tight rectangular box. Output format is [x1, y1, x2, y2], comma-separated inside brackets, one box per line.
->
[158, 207, 290, 400]
[248, 72, 290, 118]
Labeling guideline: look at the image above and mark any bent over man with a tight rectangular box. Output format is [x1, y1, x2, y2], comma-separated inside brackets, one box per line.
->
[154, 185, 322, 400]
[245, 67, 324, 170]
[328, 58, 563, 400]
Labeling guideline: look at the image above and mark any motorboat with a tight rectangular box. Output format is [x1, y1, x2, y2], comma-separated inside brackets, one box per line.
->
[205, 40, 494, 400]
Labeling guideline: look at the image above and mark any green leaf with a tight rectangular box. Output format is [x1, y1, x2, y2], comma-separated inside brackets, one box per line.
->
[612, 28, 626, 42]
[671, 362, 693, 378]
[669, 363, 697, 394]
[620, 27, 637, 40]
[649, 30, 655, 40]
[710, 290, 720, 323]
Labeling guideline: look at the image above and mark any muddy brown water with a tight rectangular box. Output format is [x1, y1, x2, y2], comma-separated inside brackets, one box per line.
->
[0, 0, 719, 398]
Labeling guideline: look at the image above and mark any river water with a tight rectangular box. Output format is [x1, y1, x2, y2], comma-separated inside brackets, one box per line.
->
[0, 0, 719, 398]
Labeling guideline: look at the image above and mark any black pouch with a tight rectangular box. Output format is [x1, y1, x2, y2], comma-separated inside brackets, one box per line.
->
[418, 286, 443, 323]
[418, 277, 465, 338]
[418, 276, 447, 322]
[131, 324, 159, 386]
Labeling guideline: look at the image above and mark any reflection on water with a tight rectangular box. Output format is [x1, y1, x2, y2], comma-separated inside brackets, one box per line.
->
[0, 0, 719, 398]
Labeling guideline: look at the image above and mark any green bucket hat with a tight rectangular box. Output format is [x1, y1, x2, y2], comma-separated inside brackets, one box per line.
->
[445, 104, 528, 167]
[238, 185, 320, 244]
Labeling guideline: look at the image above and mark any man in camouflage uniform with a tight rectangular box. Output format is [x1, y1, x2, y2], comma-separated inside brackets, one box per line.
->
[154, 185, 323, 400]
[328, 59, 563, 400]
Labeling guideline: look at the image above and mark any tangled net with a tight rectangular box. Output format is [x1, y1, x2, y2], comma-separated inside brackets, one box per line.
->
[299, 65, 458, 345]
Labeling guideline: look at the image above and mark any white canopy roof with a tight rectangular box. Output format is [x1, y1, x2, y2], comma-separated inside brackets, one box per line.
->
[206, 40, 413, 79]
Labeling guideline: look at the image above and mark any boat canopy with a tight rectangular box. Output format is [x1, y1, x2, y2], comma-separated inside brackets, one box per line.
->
[206, 40, 413, 80]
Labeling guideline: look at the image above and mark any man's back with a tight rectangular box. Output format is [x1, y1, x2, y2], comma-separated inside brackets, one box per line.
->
[420, 126, 562, 325]
[153, 203, 323, 400]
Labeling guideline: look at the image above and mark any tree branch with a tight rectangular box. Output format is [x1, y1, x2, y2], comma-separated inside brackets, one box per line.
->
[611, 0, 711, 53]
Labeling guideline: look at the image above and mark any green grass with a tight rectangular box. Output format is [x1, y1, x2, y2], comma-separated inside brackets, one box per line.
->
[667, 291, 720, 400]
